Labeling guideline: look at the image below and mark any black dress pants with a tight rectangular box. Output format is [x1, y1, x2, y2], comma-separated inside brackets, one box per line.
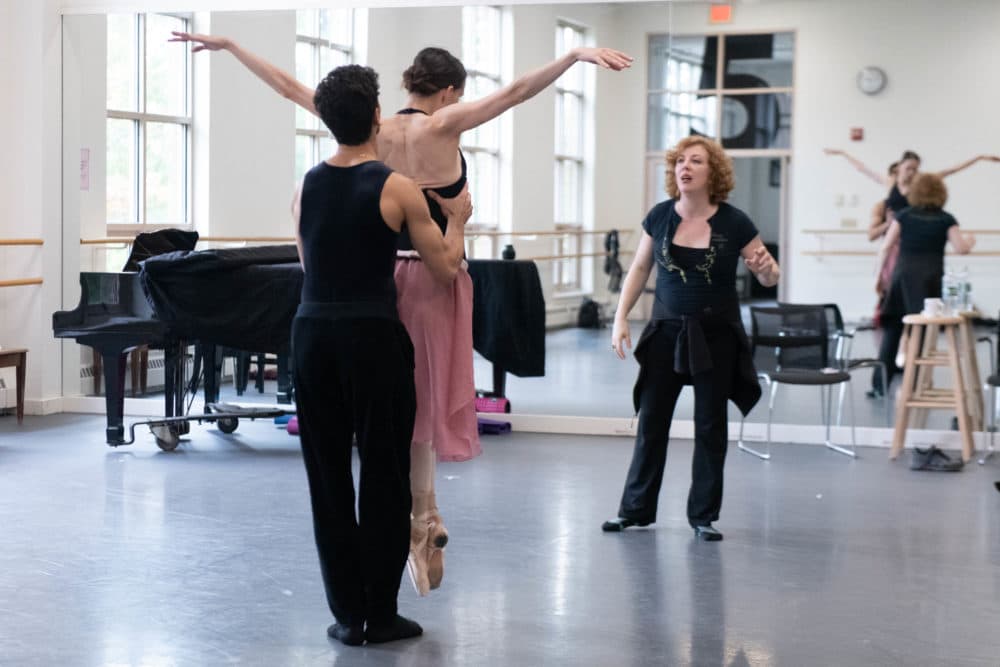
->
[618, 322, 736, 527]
[292, 315, 415, 627]
[873, 315, 904, 392]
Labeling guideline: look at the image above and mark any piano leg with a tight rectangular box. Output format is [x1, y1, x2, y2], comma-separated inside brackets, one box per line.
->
[163, 341, 190, 435]
[97, 347, 128, 445]
[202, 344, 220, 406]
[277, 353, 294, 404]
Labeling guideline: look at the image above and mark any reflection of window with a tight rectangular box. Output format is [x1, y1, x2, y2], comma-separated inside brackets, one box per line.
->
[462, 5, 503, 259]
[106, 13, 191, 228]
[646, 32, 794, 151]
[553, 21, 587, 292]
[295, 9, 356, 182]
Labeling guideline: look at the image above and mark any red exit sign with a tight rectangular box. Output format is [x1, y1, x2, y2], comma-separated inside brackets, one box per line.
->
[710, 4, 733, 23]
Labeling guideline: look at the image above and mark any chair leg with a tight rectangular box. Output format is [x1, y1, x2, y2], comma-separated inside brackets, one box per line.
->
[826, 380, 858, 458]
[979, 384, 996, 465]
[738, 378, 773, 460]
[836, 381, 847, 427]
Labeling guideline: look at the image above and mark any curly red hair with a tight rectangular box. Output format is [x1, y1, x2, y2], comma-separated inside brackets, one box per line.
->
[664, 136, 735, 204]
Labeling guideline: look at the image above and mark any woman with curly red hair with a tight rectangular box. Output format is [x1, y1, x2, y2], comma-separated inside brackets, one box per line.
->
[602, 136, 779, 541]
[875, 173, 975, 393]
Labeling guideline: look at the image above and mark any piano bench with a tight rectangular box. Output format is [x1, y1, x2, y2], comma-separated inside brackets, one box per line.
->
[0, 347, 27, 424]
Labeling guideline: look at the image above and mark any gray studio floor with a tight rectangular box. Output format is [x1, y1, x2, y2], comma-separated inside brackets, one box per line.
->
[1, 412, 999, 666]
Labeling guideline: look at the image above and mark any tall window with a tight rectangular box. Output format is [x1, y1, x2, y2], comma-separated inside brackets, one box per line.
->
[462, 5, 503, 259]
[553, 21, 587, 292]
[294, 9, 357, 182]
[106, 13, 191, 228]
[645, 32, 794, 207]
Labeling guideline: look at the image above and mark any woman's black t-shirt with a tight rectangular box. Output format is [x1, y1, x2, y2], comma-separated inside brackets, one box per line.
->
[895, 206, 957, 256]
[642, 200, 759, 317]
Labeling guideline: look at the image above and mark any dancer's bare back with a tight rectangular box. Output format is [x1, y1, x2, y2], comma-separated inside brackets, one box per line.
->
[378, 114, 463, 190]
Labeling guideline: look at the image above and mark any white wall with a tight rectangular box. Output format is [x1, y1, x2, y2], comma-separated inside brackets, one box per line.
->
[0, 0, 63, 412]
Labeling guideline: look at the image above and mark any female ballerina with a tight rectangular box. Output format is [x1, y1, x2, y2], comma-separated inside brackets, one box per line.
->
[602, 136, 779, 541]
[170, 30, 632, 592]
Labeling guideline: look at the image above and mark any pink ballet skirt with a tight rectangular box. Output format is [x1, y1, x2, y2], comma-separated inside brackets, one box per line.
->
[394, 258, 482, 462]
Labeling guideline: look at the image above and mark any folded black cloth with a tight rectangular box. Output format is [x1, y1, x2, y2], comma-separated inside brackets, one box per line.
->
[909, 446, 963, 472]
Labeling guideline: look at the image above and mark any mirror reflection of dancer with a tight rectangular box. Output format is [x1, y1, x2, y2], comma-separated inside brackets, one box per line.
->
[291, 65, 470, 645]
[603, 137, 778, 541]
[170, 31, 632, 594]
[872, 173, 975, 395]
[824, 148, 999, 396]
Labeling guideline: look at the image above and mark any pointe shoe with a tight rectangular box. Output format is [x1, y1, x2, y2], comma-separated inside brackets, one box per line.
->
[406, 516, 431, 597]
[424, 511, 447, 590]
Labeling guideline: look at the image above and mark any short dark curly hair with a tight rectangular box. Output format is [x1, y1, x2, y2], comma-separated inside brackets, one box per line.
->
[313, 65, 380, 145]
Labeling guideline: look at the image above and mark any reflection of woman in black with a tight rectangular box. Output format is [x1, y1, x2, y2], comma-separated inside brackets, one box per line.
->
[824, 148, 997, 396]
[603, 137, 779, 541]
[874, 173, 975, 394]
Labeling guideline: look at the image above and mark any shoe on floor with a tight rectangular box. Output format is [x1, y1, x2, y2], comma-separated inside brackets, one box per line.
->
[865, 388, 884, 399]
[693, 524, 724, 541]
[601, 517, 651, 532]
[327, 623, 364, 647]
[366, 614, 423, 644]
[910, 446, 963, 472]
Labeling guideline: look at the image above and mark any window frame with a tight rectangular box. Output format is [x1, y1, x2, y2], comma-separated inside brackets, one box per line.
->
[105, 12, 193, 234]
[461, 5, 505, 260]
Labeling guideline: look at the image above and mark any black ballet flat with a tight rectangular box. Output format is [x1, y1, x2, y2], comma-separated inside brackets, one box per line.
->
[693, 525, 723, 541]
[601, 517, 651, 532]
[327, 623, 365, 647]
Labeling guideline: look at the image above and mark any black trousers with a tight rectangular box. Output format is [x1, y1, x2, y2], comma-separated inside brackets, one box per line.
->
[873, 315, 904, 392]
[292, 315, 415, 627]
[618, 322, 736, 527]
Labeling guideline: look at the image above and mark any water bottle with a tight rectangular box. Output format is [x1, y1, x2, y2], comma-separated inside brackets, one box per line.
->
[941, 270, 959, 314]
[958, 266, 971, 311]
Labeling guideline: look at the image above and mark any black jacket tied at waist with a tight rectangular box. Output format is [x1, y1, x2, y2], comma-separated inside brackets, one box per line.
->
[631, 303, 761, 417]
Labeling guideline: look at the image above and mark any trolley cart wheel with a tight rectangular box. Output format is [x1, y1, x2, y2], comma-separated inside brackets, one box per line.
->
[150, 424, 181, 451]
[217, 417, 239, 434]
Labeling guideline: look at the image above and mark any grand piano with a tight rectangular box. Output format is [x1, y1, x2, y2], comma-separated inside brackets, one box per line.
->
[54, 245, 546, 447]
[53, 245, 302, 445]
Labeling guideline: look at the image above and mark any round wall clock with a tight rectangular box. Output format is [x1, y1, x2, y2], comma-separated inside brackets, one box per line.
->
[856, 66, 887, 95]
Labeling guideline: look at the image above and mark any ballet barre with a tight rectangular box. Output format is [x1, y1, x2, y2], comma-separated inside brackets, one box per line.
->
[0, 278, 43, 288]
[0, 238, 44, 246]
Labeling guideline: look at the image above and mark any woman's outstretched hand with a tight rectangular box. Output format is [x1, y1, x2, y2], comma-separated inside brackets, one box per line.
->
[169, 31, 229, 52]
[574, 47, 634, 71]
[611, 317, 632, 360]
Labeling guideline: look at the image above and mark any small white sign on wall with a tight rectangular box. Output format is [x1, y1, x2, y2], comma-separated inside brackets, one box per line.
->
[80, 148, 90, 191]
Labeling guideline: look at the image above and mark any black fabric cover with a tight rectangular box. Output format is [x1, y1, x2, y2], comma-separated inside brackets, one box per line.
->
[139, 245, 303, 353]
[467, 259, 545, 377]
[123, 229, 200, 272]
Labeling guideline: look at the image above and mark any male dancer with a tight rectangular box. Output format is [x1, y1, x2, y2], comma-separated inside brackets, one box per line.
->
[292, 64, 470, 645]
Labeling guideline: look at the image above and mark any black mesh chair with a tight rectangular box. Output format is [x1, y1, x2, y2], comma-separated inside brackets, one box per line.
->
[780, 302, 890, 426]
[737, 304, 857, 460]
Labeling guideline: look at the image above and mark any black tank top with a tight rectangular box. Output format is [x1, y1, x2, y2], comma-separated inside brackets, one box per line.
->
[885, 184, 909, 213]
[298, 160, 398, 306]
[394, 108, 468, 251]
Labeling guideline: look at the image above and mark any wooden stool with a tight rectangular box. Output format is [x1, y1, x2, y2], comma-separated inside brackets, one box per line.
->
[890, 314, 975, 462]
[0, 347, 27, 424]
